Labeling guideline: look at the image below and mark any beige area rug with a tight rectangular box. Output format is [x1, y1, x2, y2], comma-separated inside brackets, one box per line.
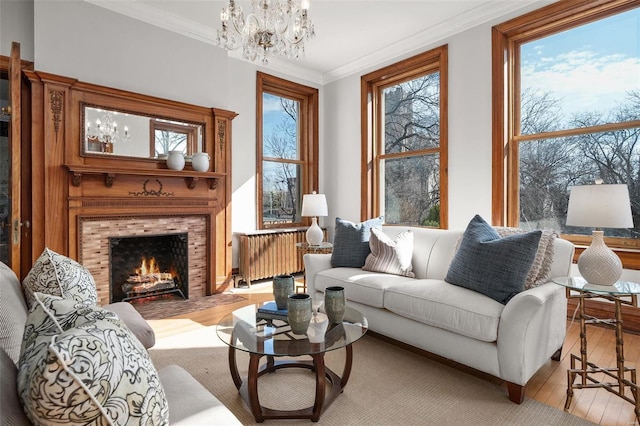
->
[130, 293, 247, 320]
[149, 327, 595, 426]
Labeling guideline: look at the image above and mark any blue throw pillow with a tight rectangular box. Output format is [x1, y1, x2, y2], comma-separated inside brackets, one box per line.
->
[331, 216, 384, 268]
[445, 215, 541, 304]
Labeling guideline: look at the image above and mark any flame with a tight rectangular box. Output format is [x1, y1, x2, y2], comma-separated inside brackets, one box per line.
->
[131, 257, 173, 283]
[137, 257, 161, 275]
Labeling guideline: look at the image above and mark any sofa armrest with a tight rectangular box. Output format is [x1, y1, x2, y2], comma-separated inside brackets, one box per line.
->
[104, 302, 156, 349]
[497, 281, 567, 385]
[303, 253, 332, 294]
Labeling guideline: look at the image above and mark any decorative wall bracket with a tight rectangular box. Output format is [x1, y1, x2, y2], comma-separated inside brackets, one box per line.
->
[65, 165, 224, 189]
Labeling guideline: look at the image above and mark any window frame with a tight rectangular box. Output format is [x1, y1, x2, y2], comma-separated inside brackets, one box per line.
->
[256, 72, 319, 230]
[360, 46, 448, 227]
[492, 0, 640, 266]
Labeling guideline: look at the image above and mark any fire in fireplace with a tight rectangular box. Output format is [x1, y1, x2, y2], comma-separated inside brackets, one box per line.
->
[109, 233, 189, 303]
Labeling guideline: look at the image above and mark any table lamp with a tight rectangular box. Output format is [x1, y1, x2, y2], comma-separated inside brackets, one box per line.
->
[301, 191, 328, 246]
[566, 182, 633, 286]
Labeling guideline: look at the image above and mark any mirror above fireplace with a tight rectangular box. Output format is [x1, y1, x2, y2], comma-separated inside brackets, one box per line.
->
[82, 104, 204, 160]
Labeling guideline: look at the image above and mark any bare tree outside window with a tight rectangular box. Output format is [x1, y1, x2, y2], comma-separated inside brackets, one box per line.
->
[155, 130, 187, 157]
[257, 72, 318, 230]
[362, 46, 448, 228]
[262, 94, 302, 225]
[383, 74, 441, 226]
[517, 7, 640, 242]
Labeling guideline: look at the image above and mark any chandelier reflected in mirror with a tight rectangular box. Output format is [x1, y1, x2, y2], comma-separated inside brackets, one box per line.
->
[86, 110, 132, 146]
[215, 0, 315, 65]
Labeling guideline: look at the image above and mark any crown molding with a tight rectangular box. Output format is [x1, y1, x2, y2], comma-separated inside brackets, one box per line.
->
[83, 0, 216, 44]
[84, 0, 548, 86]
[322, 0, 546, 84]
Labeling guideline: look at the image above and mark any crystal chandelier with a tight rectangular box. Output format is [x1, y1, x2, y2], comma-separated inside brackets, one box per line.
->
[86, 111, 131, 145]
[216, 0, 315, 65]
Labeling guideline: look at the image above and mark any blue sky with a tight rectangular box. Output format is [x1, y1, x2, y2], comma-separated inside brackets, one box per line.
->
[521, 8, 639, 119]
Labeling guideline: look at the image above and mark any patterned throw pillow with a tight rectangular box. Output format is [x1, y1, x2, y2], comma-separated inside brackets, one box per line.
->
[494, 227, 558, 289]
[20, 293, 118, 354]
[22, 248, 98, 309]
[363, 228, 415, 277]
[445, 215, 541, 304]
[331, 216, 384, 268]
[18, 294, 169, 426]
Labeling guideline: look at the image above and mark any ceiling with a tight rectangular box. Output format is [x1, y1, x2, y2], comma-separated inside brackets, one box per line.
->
[86, 0, 548, 84]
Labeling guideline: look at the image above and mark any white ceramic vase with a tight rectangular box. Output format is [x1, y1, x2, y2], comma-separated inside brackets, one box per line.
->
[191, 152, 210, 172]
[166, 150, 185, 171]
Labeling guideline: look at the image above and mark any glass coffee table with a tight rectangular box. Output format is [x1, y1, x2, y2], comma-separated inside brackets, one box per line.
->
[216, 303, 367, 422]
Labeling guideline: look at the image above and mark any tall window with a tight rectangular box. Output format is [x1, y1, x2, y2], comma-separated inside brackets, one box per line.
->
[361, 46, 448, 227]
[493, 0, 640, 265]
[257, 72, 318, 229]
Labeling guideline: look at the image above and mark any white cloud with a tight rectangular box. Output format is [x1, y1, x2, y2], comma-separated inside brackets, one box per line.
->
[522, 49, 640, 117]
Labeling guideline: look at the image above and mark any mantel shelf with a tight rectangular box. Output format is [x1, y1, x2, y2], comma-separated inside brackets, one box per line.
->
[64, 165, 225, 190]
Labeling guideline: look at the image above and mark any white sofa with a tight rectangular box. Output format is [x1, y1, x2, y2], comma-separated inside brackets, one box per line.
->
[304, 225, 575, 403]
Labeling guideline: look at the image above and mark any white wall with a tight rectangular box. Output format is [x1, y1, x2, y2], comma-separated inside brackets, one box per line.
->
[31, 1, 228, 108]
[0, 0, 34, 61]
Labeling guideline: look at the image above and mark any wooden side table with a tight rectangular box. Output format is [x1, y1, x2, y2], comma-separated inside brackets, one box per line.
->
[296, 242, 333, 293]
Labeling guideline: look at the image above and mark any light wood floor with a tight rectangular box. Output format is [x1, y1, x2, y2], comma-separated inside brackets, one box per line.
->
[148, 281, 639, 426]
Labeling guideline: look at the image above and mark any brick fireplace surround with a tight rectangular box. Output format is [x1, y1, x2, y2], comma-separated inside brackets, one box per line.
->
[80, 216, 207, 306]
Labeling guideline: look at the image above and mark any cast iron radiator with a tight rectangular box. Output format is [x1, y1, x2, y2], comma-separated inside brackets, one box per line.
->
[235, 228, 314, 287]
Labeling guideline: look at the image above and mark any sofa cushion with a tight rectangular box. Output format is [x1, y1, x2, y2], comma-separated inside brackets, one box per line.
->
[104, 301, 156, 349]
[495, 227, 557, 289]
[363, 228, 415, 277]
[445, 215, 541, 304]
[331, 216, 384, 268]
[315, 267, 414, 308]
[18, 293, 169, 426]
[159, 365, 242, 425]
[22, 248, 98, 309]
[0, 261, 29, 365]
[0, 348, 30, 425]
[384, 279, 505, 342]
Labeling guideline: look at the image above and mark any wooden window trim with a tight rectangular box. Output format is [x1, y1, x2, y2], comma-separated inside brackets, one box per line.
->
[360, 46, 448, 227]
[492, 0, 640, 267]
[256, 72, 319, 230]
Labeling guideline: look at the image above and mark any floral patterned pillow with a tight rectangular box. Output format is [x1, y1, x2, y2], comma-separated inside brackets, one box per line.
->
[18, 293, 169, 425]
[22, 248, 98, 309]
[20, 293, 118, 355]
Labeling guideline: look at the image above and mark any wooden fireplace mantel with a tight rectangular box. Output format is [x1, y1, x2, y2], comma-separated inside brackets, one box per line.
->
[64, 164, 226, 190]
[24, 70, 237, 294]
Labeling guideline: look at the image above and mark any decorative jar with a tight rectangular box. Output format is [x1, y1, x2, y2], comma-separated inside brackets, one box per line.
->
[191, 152, 210, 172]
[287, 293, 312, 335]
[325, 286, 346, 323]
[273, 274, 295, 310]
[166, 150, 185, 171]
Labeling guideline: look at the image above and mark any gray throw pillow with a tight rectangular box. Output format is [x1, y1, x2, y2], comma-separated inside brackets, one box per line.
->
[331, 216, 384, 268]
[445, 215, 541, 304]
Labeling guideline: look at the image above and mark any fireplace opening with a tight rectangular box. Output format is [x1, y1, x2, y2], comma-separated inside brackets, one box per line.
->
[109, 233, 189, 303]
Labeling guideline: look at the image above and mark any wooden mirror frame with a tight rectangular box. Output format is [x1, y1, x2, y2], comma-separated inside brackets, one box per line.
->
[63, 78, 215, 172]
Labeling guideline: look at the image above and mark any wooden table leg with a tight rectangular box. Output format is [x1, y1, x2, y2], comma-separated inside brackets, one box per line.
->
[248, 353, 265, 423]
[311, 353, 326, 422]
[228, 345, 242, 389]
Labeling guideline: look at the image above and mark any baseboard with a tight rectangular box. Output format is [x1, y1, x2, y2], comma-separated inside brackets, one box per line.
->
[566, 298, 640, 334]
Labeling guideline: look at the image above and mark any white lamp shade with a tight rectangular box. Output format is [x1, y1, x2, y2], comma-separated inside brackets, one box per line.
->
[301, 192, 328, 217]
[566, 184, 633, 229]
